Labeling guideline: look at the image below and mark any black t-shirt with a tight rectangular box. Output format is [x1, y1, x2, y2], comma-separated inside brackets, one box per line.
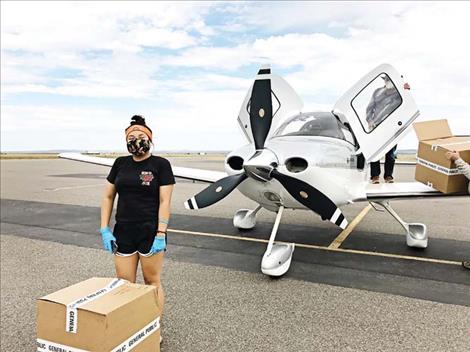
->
[106, 155, 175, 222]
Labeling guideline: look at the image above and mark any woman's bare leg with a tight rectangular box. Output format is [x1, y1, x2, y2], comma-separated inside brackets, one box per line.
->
[140, 252, 165, 315]
[114, 253, 139, 283]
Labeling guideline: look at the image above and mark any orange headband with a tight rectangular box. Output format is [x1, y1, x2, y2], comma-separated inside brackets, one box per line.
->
[125, 125, 153, 141]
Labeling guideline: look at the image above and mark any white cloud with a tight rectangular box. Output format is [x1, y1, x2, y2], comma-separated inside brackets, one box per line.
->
[1, 1, 214, 52]
[1, 1, 469, 151]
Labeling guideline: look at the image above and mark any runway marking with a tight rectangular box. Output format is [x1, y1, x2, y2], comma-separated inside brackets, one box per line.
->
[44, 184, 103, 191]
[167, 228, 462, 266]
[328, 204, 372, 249]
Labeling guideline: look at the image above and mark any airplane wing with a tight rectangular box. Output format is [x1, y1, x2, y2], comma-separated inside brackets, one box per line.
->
[364, 182, 468, 201]
[58, 153, 226, 183]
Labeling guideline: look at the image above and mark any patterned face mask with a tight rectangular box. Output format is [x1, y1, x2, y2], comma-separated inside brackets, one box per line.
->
[127, 138, 151, 156]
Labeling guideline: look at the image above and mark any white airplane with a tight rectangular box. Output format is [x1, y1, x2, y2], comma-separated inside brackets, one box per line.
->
[60, 63, 465, 277]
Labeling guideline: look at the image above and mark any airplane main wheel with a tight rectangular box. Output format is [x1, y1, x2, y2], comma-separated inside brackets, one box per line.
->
[233, 209, 257, 230]
[406, 223, 428, 249]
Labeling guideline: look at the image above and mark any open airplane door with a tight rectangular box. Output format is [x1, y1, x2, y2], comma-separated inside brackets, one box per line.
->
[237, 65, 303, 145]
[333, 63, 420, 162]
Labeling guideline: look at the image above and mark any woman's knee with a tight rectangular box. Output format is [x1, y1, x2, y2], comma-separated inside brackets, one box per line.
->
[143, 274, 161, 287]
[140, 252, 164, 286]
[116, 271, 137, 283]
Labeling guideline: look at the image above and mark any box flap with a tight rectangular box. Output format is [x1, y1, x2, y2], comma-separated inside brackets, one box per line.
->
[38, 278, 156, 316]
[422, 136, 470, 152]
[39, 278, 116, 306]
[83, 283, 156, 315]
[413, 119, 452, 141]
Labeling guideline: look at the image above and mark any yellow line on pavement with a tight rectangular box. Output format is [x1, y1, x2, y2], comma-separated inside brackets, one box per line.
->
[328, 204, 372, 249]
[167, 226, 461, 266]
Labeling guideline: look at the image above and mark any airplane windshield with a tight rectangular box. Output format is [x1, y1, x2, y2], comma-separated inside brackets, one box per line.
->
[272, 112, 353, 143]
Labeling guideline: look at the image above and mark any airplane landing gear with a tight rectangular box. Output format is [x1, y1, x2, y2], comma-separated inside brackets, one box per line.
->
[261, 205, 295, 277]
[376, 201, 428, 248]
[233, 205, 262, 230]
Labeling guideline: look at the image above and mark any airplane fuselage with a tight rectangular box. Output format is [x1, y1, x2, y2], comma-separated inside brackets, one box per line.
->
[224, 120, 368, 213]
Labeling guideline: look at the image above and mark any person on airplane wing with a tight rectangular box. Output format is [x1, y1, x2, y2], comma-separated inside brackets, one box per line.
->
[445, 150, 470, 270]
[100, 115, 175, 342]
[368, 79, 411, 184]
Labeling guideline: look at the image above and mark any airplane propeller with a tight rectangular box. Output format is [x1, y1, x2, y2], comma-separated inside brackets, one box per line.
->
[250, 73, 273, 150]
[270, 170, 348, 229]
[184, 173, 247, 210]
[184, 66, 348, 229]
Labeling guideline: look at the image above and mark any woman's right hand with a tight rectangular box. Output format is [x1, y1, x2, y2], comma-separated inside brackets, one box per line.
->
[100, 226, 117, 253]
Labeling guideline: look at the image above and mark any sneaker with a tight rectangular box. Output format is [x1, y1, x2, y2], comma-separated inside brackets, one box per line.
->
[462, 261, 470, 270]
[384, 176, 394, 183]
[370, 176, 380, 184]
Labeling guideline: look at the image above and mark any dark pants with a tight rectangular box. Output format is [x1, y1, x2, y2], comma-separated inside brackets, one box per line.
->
[370, 145, 397, 178]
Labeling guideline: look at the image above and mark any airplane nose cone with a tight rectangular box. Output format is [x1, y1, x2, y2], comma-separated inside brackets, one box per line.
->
[244, 149, 278, 182]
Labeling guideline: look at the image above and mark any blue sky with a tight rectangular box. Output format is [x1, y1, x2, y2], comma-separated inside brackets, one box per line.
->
[1, 1, 469, 152]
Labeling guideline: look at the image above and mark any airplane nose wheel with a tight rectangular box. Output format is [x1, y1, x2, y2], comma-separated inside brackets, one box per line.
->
[261, 205, 295, 277]
[376, 201, 428, 249]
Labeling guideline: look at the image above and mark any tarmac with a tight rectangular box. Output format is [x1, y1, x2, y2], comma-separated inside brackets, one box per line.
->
[1, 157, 469, 351]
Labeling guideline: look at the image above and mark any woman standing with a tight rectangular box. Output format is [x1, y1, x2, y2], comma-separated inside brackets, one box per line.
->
[100, 115, 175, 339]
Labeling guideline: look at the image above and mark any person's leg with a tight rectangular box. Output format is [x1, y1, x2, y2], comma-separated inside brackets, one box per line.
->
[140, 252, 165, 312]
[370, 160, 381, 182]
[114, 253, 139, 283]
[113, 221, 140, 282]
[384, 145, 398, 180]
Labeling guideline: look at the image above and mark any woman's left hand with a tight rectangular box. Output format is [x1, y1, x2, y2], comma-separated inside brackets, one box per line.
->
[150, 234, 166, 254]
[445, 150, 460, 162]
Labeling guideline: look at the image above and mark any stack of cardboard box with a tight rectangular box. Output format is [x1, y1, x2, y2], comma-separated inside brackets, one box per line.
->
[413, 119, 470, 194]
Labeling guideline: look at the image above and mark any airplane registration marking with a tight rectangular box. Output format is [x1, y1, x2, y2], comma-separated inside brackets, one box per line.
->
[167, 226, 461, 266]
[328, 204, 372, 249]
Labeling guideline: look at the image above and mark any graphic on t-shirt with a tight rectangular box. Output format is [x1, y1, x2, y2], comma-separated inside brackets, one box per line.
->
[140, 171, 154, 186]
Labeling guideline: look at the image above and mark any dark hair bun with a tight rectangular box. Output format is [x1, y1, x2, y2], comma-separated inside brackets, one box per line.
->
[130, 115, 146, 126]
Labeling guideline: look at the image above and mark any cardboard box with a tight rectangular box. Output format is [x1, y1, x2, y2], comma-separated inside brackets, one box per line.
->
[37, 277, 160, 352]
[413, 119, 470, 193]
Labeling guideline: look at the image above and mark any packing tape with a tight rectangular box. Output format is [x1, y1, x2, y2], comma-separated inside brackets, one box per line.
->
[431, 141, 470, 151]
[417, 157, 461, 176]
[110, 317, 160, 352]
[37, 339, 88, 352]
[37, 317, 160, 352]
[66, 278, 125, 334]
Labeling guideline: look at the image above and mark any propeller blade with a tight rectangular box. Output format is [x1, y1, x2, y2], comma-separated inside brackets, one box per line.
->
[271, 170, 348, 229]
[250, 68, 273, 150]
[184, 173, 248, 210]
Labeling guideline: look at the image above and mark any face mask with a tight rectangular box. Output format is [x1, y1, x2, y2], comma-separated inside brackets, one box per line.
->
[127, 138, 151, 156]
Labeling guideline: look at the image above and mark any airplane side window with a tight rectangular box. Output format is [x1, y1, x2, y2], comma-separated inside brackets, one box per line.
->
[351, 73, 402, 134]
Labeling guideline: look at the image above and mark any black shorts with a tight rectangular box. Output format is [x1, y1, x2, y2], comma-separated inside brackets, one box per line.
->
[113, 220, 165, 257]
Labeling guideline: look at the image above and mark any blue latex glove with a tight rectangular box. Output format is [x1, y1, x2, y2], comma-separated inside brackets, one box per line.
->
[100, 227, 117, 253]
[149, 234, 166, 254]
